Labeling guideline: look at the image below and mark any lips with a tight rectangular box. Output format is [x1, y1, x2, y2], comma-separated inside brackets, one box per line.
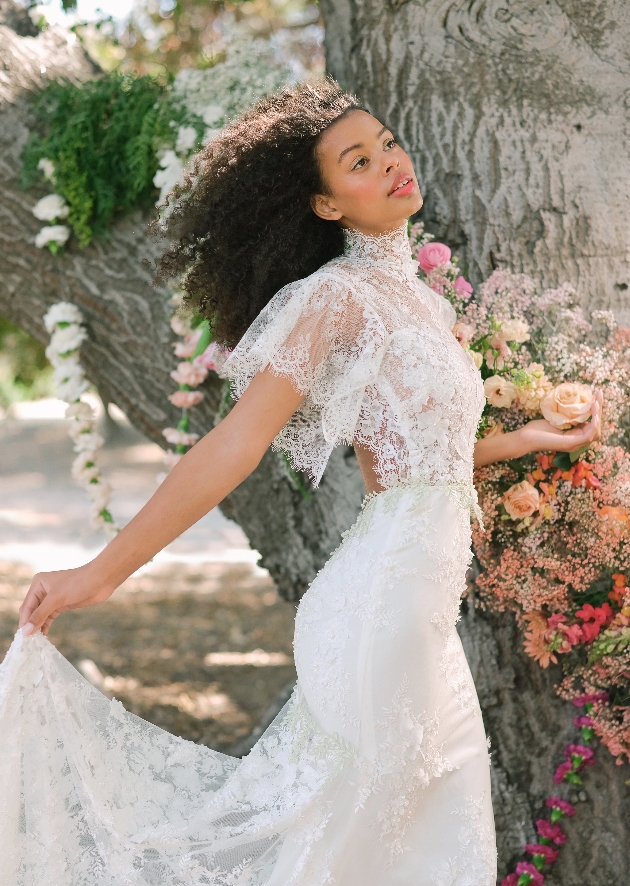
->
[388, 173, 415, 196]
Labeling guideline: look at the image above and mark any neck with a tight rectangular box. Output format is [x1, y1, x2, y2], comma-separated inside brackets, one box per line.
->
[342, 222, 417, 272]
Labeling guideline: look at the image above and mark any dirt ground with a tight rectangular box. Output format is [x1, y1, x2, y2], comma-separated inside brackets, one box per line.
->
[0, 403, 297, 756]
[0, 559, 297, 754]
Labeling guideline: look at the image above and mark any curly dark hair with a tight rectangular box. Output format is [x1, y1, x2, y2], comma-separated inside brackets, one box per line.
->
[154, 78, 363, 347]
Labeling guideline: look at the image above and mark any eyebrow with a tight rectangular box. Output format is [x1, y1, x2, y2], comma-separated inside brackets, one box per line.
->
[338, 125, 389, 163]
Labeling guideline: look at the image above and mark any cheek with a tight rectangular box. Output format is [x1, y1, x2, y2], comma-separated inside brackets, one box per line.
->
[337, 174, 385, 207]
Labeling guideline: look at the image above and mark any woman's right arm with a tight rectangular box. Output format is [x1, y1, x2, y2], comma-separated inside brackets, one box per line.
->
[19, 368, 305, 636]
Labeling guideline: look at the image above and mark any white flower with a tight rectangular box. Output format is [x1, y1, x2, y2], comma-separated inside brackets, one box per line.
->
[71, 450, 97, 475]
[500, 318, 530, 343]
[48, 323, 86, 354]
[175, 125, 197, 154]
[35, 225, 71, 249]
[202, 104, 224, 126]
[471, 350, 483, 370]
[52, 360, 83, 387]
[37, 158, 56, 182]
[75, 464, 101, 484]
[32, 193, 69, 221]
[65, 401, 94, 420]
[87, 481, 112, 511]
[68, 418, 95, 441]
[57, 375, 90, 402]
[43, 301, 84, 332]
[72, 430, 105, 453]
[154, 151, 185, 205]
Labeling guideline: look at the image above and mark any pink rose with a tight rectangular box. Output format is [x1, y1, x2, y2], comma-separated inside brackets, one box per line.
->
[453, 275, 473, 297]
[194, 342, 232, 373]
[502, 480, 540, 520]
[170, 361, 208, 387]
[541, 382, 593, 429]
[417, 241, 451, 273]
[162, 427, 200, 446]
[168, 390, 205, 408]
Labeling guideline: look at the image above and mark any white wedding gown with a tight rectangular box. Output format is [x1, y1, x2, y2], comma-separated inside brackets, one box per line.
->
[0, 225, 497, 885]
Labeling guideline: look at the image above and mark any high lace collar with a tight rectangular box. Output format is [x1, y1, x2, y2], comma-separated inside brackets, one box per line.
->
[342, 223, 418, 276]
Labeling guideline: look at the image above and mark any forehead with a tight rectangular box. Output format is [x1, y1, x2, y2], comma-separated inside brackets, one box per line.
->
[317, 110, 387, 161]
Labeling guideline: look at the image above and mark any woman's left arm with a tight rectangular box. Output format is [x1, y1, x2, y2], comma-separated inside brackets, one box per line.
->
[473, 391, 603, 469]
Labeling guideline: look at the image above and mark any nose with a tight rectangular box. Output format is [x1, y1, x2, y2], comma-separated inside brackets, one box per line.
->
[384, 154, 400, 175]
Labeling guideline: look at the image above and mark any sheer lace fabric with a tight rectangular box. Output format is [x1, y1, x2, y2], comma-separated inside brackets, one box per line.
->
[0, 223, 497, 885]
[224, 225, 486, 489]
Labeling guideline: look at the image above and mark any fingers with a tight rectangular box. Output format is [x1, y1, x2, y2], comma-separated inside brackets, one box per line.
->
[19, 575, 58, 636]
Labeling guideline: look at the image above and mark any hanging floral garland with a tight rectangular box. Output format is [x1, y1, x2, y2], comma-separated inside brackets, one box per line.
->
[43, 302, 118, 536]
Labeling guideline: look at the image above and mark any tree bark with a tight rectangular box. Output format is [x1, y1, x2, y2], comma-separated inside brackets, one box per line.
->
[319, 0, 630, 880]
[2, 1, 629, 881]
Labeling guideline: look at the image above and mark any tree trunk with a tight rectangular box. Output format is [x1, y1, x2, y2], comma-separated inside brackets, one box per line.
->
[2, 1, 629, 881]
[319, 0, 630, 881]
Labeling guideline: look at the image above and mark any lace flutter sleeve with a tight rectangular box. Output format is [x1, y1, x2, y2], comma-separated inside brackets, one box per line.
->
[223, 270, 388, 486]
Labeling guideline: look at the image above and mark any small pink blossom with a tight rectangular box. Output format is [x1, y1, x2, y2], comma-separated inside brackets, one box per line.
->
[535, 820, 566, 844]
[170, 362, 208, 387]
[453, 275, 473, 297]
[546, 797, 576, 816]
[453, 322, 475, 346]
[162, 428, 200, 447]
[194, 342, 232, 373]
[168, 390, 205, 408]
[565, 743, 594, 763]
[417, 241, 451, 273]
[573, 716, 593, 727]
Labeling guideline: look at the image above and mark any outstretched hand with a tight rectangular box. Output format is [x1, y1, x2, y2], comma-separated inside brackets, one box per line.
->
[18, 566, 114, 637]
[518, 390, 603, 455]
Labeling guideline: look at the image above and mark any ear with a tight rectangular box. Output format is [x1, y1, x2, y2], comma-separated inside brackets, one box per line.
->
[310, 193, 343, 222]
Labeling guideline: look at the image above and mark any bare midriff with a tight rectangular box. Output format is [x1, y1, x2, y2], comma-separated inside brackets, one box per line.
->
[354, 443, 386, 496]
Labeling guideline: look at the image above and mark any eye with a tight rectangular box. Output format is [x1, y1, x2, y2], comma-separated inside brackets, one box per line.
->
[384, 137, 396, 150]
[351, 156, 368, 170]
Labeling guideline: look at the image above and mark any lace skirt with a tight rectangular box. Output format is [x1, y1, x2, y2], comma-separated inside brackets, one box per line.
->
[0, 482, 497, 886]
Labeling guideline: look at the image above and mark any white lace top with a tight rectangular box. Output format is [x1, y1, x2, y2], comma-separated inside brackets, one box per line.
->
[224, 223, 485, 489]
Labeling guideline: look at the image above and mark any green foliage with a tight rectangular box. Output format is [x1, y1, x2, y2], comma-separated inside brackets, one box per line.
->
[0, 317, 54, 409]
[22, 73, 191, 247]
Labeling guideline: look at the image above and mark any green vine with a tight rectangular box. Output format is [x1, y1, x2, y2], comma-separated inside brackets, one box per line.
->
[21, 73, 198, 247]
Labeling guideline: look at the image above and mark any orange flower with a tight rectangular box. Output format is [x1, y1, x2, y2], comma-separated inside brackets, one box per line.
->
[600, 506, 629, 523]
[523, 611, 557, 668]
[503, 480, 540, 520]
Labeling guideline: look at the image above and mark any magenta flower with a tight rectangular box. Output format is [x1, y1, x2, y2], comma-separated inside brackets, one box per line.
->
[453, 275, 473, 297]
[565, 743, 595, 763]
[417, 241, 451, 273]
[546, 797, 576, 817]
[525, 843, 559, 865]
[515, 861, 545, 885]
[573, 716, 593, 727]
[535, 819, 566, 844]
[501, 875, 519, 886]
[572, 692, 608, 706]
[553, 761, 573, 783]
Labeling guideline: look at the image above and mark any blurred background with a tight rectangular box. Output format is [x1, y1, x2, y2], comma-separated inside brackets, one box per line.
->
[0, 0, 323, 753]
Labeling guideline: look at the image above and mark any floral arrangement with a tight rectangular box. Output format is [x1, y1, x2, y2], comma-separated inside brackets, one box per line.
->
[501, 695, 603, 885]
[43, 302, 118, 535]
[25, 28, 298, 249]
[408, 223, 630, 879]
[158, 293, 232, 482]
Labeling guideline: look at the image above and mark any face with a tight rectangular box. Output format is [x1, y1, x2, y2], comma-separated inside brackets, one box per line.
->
[311, 109, 423, 235]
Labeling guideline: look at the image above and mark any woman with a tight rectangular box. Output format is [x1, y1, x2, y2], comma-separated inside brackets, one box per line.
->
[1, 80, 601, 885]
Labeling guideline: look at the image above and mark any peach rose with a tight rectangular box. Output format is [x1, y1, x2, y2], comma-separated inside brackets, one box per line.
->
[541, 382, 593, 429]
[482, 420, 504, 438]
[502, 480, 540, 520]
[483, 375, 517, 408]
[453, 322, 475, 346]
